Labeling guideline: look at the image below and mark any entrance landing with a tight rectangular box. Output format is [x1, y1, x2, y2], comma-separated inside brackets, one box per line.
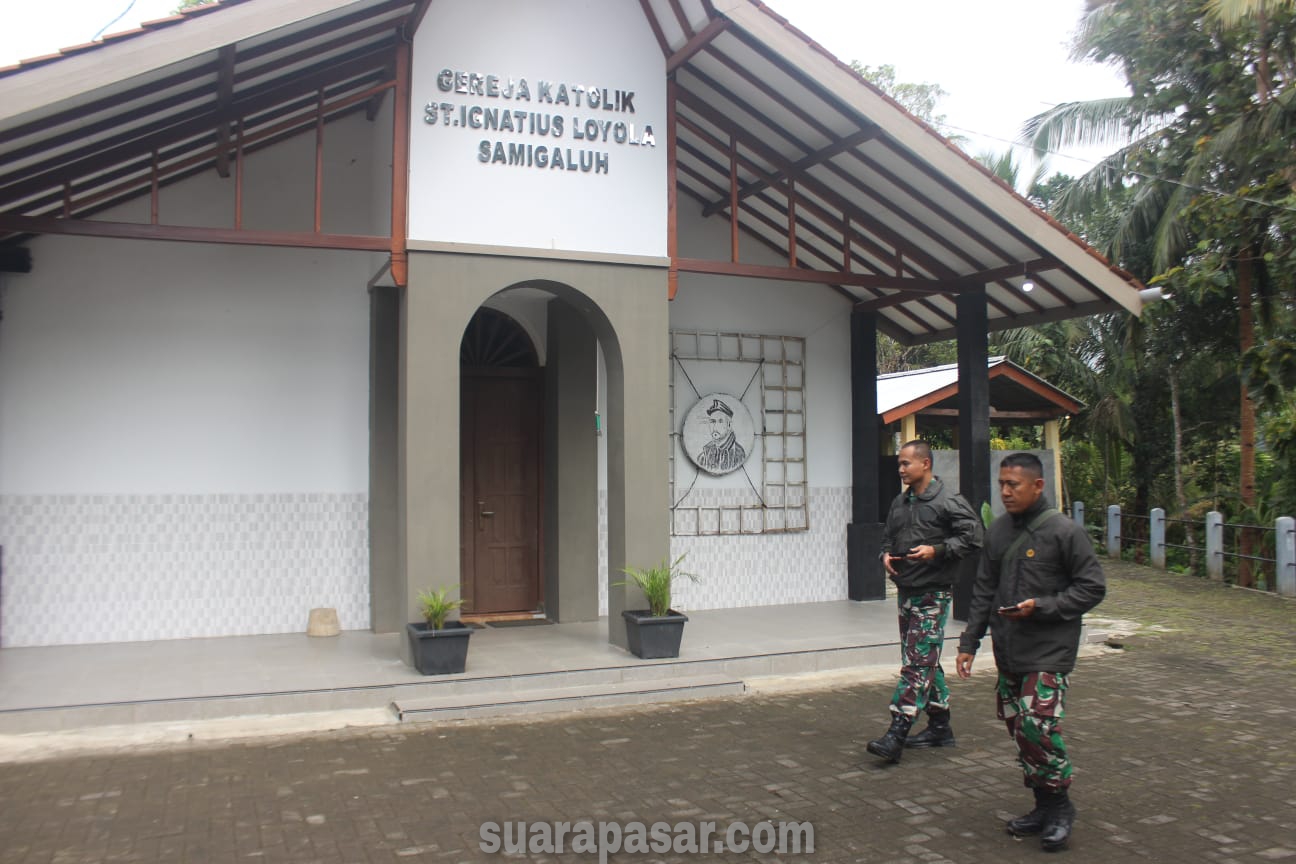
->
[0, 599, 938, 736]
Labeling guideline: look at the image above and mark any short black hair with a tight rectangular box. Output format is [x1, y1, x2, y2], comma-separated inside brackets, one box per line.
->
[1001, 452, 1044, 479]
[900, 440, 932, 462]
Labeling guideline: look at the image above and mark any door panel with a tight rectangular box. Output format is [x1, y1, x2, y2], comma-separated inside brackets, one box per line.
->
[465, 371, 541, 613]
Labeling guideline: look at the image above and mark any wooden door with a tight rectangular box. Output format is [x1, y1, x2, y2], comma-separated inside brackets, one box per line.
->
[462, 370, 542, 614]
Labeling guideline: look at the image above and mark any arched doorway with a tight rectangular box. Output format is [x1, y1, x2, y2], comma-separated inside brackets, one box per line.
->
[459, 308, 543, 615]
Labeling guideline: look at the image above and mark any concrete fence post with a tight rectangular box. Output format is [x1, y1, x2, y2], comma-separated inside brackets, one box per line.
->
[1072, 500, 1085, 528]
[1206, 511, 1224, 581]
[1277, 516, 1296, 597]
[1150, 508, 1166, 569]
[1106, 505, 1121, 559]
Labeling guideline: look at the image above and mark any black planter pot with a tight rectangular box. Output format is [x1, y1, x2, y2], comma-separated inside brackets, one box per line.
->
[621, 609, 688, 659]
[406, 621, 472, 675]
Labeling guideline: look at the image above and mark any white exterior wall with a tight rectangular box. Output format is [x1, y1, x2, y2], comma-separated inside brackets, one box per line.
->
[409, 0, 667, 257]
[595, 204, 854, 614]
[0, 111, 383, 646]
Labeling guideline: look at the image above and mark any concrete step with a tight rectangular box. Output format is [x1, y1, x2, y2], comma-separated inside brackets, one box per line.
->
[391, 674, 746, 722]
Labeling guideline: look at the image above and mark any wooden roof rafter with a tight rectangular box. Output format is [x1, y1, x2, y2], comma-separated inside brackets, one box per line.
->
[677, 57, 1048, 318]
[721, 24, 1100, 312]
[675, 144, 954, 337]
[677, 126, 897, 277]
[700, 125, 879, 219]
[674, 85, 1020, 325]
[0, 46, 392, 211]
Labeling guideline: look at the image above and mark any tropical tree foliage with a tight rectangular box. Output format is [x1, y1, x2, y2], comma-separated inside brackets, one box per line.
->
[1012, 0, 1296, 584]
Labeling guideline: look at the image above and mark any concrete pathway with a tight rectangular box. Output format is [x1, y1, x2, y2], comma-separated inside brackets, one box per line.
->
[2, 561, 1293, 863]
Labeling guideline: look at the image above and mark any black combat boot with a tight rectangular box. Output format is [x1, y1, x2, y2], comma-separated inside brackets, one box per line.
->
[905, 707, 956, 748]
[1039, 789, 1076, 852]
[1006, 787, 1049, 836]
[865, 714, 912, 763]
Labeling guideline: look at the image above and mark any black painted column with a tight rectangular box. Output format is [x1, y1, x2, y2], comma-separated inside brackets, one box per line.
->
[848, 307, 886, 601]
[954, 287, 991, 620]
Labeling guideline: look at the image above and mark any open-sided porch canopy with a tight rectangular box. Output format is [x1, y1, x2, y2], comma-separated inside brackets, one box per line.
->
[0, 0, 1145, 335]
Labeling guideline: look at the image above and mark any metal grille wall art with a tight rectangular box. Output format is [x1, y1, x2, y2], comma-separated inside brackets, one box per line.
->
[669, 330, 808, 535]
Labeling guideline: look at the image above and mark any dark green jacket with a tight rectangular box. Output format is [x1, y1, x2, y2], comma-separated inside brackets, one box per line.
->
[881, 476, 982, 592]
[958, 497, 1106, 675]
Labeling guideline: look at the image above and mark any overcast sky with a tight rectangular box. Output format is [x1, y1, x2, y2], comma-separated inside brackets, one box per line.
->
[1, 0, 1128, 178]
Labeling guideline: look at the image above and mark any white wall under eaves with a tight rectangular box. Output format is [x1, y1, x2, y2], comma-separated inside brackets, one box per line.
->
[0, 110, 384, 646]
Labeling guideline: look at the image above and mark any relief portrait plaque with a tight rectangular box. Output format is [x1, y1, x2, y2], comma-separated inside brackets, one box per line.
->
[681, 393, 756, 476]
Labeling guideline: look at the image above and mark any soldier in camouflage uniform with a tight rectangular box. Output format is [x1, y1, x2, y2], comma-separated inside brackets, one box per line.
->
[866, 440, 981, 764]
[957, 452, 1105, 852]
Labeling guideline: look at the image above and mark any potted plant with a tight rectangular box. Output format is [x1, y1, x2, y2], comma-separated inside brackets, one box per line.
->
[618, 555, 699, 659]
[406, 585, 472, 675]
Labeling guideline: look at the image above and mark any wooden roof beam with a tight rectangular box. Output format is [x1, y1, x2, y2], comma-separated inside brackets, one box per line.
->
[679, 62, 1037, 317]
[213, 45, 237, 179]
[701, 126, 878, 218]
[666, 17, 730, 73]
[638, 0, 671, 57]
[0, 213, 389, 251]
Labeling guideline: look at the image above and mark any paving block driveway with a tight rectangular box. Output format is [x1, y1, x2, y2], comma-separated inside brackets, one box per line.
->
[2, 561, 1294, 863]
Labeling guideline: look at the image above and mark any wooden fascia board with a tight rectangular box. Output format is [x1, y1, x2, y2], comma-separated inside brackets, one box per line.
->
[881, 382, 961, 425]
[638, 0, 672, 57]
[990, 363, 1085, 414]
[919, 408, 1069, 420]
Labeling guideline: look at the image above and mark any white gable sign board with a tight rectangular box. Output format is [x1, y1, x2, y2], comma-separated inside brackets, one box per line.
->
[409, 0, 667, 257]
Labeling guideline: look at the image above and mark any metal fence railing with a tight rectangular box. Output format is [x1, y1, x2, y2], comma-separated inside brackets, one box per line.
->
[1072, 502, 1296, 596]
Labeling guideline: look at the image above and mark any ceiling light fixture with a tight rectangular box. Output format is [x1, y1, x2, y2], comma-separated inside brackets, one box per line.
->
[1021, 264, 1035, 293]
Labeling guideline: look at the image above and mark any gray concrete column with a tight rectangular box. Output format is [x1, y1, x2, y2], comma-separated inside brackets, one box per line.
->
[369, 284, 402, 633]
[600, 292, 671, 647]
[544, 299, 599, 621]
[401, 256, 489, 646]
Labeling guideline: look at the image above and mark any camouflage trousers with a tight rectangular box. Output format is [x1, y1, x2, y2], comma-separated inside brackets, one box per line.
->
[887, 591, 951, 719]
[996, 671, 1072, 791]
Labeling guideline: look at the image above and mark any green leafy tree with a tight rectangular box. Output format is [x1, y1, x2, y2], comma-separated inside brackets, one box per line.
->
[1022, 0, 1296, 584]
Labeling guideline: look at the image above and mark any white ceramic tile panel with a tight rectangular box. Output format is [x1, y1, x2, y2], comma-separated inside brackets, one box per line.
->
[597, 487, 850, 615]
[0, 494, 369, 647]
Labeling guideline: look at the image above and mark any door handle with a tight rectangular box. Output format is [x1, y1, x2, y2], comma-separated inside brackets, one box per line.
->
[478, 501, 495, 518]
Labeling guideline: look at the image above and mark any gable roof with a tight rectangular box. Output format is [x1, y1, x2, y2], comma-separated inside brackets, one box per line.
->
[878, 357, 1084, 425]
[0, 0, 1146, 344]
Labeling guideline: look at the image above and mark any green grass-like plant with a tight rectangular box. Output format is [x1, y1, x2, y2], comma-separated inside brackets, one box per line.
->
[416, 585, 465, 630]
[618, 554, 698, 617]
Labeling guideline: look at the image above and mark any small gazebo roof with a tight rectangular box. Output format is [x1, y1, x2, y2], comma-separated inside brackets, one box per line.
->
[878, 357, 1083, 426]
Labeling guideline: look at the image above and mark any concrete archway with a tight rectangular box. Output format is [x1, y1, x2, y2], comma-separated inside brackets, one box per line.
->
[377, 251, 670, 654]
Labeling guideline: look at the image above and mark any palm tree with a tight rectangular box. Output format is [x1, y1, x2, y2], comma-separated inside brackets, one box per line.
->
[1023, 0, 1296, 584]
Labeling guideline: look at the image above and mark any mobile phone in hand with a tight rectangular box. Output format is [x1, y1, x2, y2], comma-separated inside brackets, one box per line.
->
[997, 603, 1020, 614]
